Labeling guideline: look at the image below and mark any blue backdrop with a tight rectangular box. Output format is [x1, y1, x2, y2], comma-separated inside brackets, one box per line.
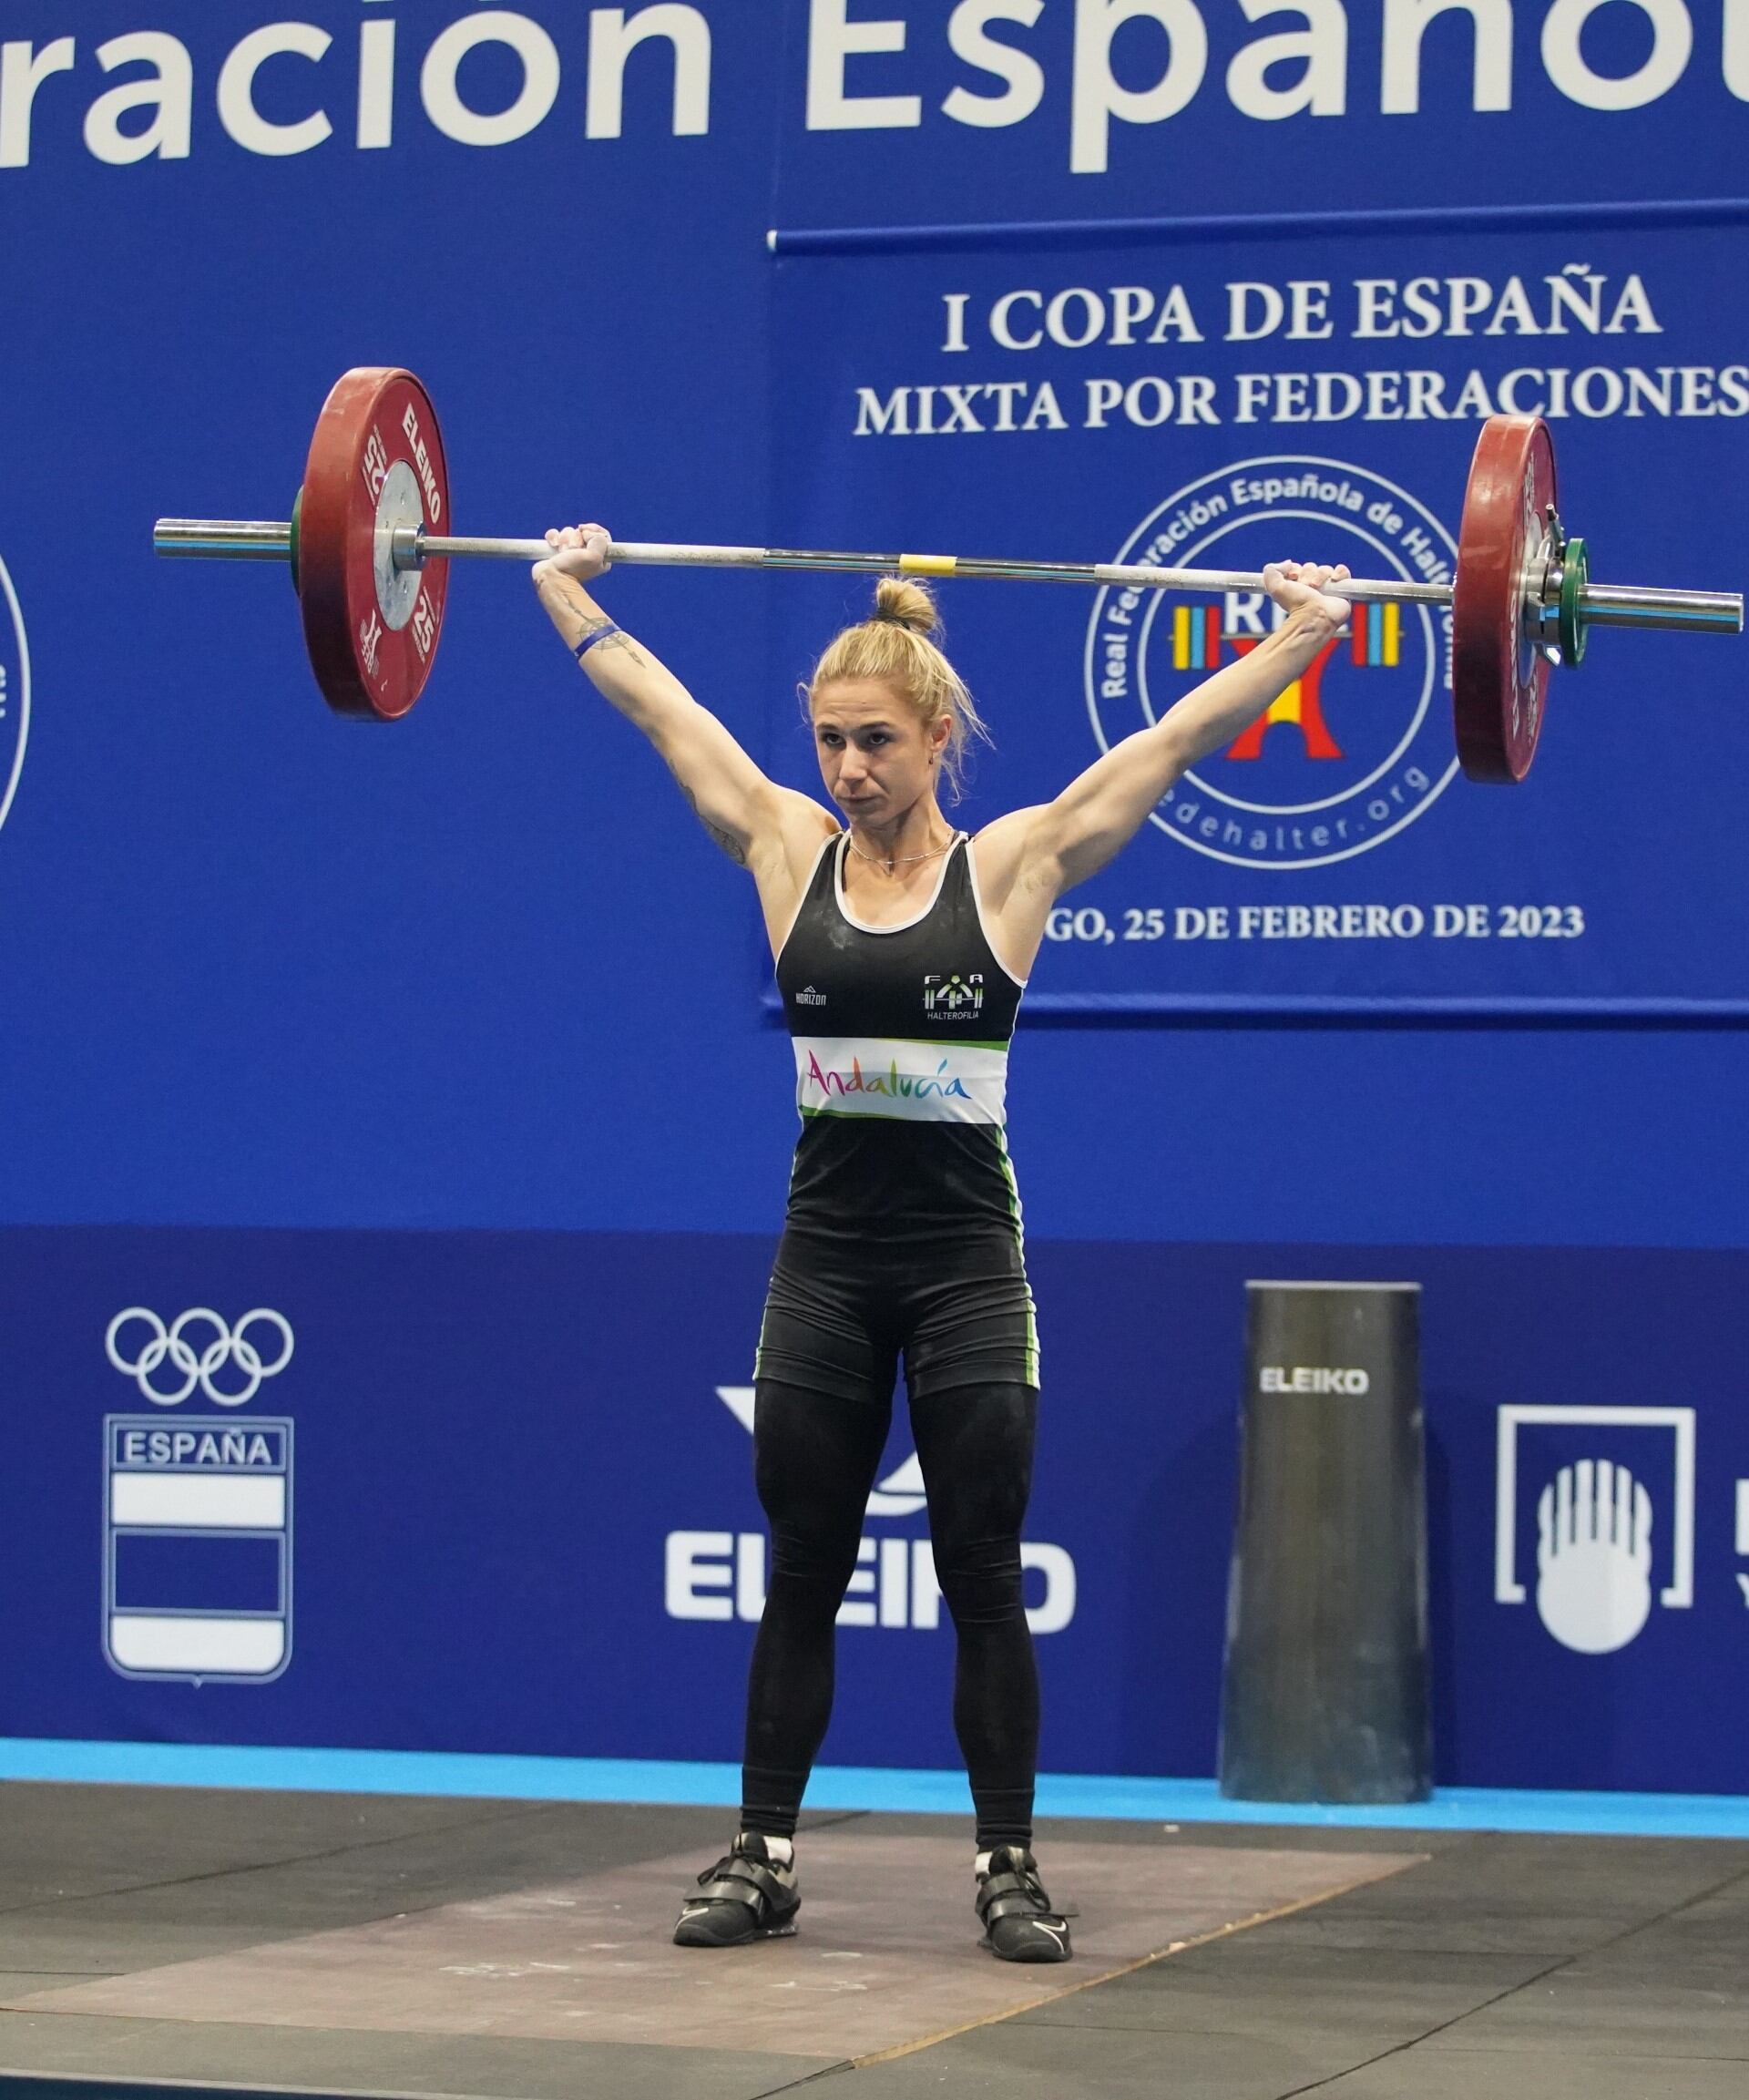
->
[0, 1, 1745, 1792]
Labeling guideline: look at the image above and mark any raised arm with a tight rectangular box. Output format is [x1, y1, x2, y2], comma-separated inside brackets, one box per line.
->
[971, 562, 1352, 973]
[532, 526, 786, 865]
[533, 530, 836, 947]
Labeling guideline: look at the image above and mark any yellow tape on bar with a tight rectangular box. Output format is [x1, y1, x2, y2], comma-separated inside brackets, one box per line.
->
[899, 554, 959, 577]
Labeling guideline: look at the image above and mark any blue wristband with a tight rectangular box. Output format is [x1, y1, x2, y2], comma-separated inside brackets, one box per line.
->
[574, 623, 620, 661]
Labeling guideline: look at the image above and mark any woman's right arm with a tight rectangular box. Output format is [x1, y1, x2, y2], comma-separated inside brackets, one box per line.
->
[533, 525, 825, 881]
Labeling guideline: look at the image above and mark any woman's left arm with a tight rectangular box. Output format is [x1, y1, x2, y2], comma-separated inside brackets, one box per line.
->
[992, 561, 1349, 897]
[972, 563, 1350, 976]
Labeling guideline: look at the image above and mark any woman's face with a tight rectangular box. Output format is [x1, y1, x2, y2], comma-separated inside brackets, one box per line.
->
[811, 678, 949, 823]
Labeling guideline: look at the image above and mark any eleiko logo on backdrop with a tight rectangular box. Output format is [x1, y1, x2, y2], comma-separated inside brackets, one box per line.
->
[1085, 456, 1460, 872]
[0, 552, 30, 840]
[1494, 1404, 1695, 1654]
[663, 1387, 1076, 1634]
[102, 1308, 295, 1685]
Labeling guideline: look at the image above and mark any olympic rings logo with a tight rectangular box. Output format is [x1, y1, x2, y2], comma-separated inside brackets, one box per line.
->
[105, 1307, 294, 1408]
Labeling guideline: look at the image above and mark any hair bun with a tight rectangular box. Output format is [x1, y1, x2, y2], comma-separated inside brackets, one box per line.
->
[871, 576, 941, 637]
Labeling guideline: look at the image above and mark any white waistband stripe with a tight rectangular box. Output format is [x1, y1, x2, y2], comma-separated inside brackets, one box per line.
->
[793, 1036, 1008, 1125]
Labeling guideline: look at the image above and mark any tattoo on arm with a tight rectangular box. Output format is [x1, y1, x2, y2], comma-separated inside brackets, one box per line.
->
[587, 630, 647, 666]
[670, 769, 747, 866]
[554, 579, 599, 623]
[703, 820, 747, 866]
[559, 586, 649, 670]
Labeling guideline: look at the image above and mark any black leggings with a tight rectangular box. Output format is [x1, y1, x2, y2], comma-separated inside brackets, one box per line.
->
[741, 1378, 1039, 1851]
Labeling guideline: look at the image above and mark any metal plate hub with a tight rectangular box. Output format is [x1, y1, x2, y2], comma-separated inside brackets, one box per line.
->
[373, 459, 424, 631]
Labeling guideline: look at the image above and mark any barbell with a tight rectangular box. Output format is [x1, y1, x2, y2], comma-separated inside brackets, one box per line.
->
[154, 365, 1742, 783]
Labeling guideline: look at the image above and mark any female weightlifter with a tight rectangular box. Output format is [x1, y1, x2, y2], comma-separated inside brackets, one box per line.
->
[533, 528, 1351, 1963]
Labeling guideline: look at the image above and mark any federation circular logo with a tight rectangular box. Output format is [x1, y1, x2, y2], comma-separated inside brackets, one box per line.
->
[1084, 456, 1460, 871]
[0, 551, 30, 839]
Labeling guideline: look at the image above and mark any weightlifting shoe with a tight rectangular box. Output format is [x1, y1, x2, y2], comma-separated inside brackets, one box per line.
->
[976, 1845, 1073, 1962]
[673, 1832, 800, 1947]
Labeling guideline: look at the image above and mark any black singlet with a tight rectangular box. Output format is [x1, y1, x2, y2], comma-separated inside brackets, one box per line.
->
[773, 830, 1028, 1246]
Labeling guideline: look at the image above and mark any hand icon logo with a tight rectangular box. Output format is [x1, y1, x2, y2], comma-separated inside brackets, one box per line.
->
[1535, 1458, 1654, 1654]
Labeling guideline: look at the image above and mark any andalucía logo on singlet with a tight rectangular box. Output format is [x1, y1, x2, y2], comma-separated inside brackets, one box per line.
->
[1084, 456, 1460, 872]
[793, 1035, 1007, 1125]
[0, 549, 31, 839]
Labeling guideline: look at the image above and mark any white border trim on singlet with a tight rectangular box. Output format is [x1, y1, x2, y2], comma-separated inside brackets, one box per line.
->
[965, 834, 1030, 989]
[833, 829, 963, 935]
[772, 830, 839, 970]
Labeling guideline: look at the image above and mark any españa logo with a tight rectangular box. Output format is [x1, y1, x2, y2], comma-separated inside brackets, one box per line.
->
[1084, 456, 1460, 871]
[102, 1306, 297, 1685]
[0, 550, 31, 840]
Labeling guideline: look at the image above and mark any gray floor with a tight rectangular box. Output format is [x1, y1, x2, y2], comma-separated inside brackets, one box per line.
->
[0, 1782, 1744, 2099]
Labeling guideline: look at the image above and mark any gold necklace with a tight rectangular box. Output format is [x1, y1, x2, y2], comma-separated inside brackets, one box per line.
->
[846, 834, 955, 868]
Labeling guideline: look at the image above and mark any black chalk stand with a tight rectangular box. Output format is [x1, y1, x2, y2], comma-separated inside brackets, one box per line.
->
[1218, 1280, 1432, 1804]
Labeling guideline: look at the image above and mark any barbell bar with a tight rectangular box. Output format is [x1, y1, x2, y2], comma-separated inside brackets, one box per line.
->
[155, 515, 1740, 629]
[151, 366, 1743, 780]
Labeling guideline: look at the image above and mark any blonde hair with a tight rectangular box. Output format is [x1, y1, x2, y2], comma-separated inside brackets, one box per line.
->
[806, 578, 992, 802]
